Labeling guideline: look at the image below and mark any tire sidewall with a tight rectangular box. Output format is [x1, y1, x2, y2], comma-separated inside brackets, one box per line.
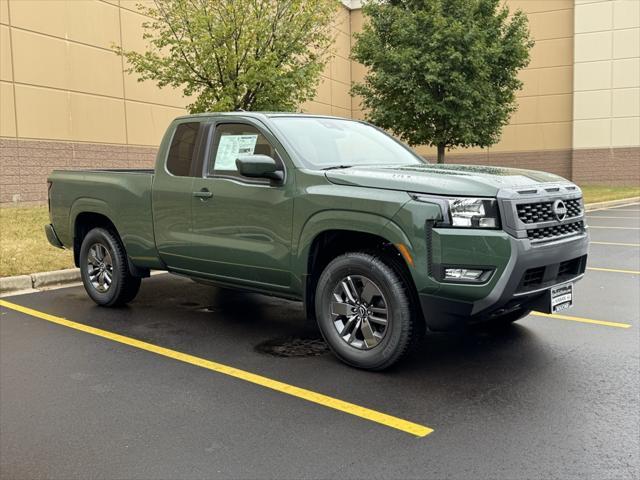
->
[79, 228, 123, 306]
[315, 253, 411, 370]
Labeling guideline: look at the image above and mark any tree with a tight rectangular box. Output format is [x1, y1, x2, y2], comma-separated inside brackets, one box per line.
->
[351, 0, 533, 163]
[116, 0, 338, 113]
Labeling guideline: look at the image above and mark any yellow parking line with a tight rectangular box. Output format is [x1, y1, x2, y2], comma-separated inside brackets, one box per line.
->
[590, 241, 640, 247]
[0, 300, 433, 438]
[589, 226, 640, 230]
[587, 267, 640, 275]
[532, 311, 632, 329]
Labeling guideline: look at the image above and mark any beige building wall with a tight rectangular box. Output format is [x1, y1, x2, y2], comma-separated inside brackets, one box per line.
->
[1, 0, 638, 204]
[571, 0, 640, 185]
[0, 0, 191, 202]
[1, 0, 188, 147]
[0, 0, 356, 203]
[1, 0, 355, 148]
[494, 0, 575, 154]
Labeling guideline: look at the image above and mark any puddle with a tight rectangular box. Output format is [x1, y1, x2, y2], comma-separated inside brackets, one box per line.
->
[255, 336, 329, 358]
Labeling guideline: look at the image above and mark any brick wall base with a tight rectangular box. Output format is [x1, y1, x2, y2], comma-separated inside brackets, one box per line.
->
[0, 138, 157, 204]
[571, 147, 640, 186]
[1, 138, 638, 205]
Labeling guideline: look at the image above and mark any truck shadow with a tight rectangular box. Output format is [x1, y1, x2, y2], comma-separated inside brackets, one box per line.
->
[133, 276, 546, 356]
[74, 274, 556, 409]
[198, 285, 556, 405]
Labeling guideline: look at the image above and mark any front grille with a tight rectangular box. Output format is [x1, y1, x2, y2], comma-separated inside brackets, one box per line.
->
[565, 199, 582, 218]
[527, 220, 584, 242]
[516, 198, 582, 224]
[517, 202, 554, 223]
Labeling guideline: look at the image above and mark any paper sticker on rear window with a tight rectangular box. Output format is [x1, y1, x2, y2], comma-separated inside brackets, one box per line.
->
[214, 134, 258, 171]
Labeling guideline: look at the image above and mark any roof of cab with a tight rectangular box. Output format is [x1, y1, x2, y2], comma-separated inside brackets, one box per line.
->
[174, 111, 350, 121]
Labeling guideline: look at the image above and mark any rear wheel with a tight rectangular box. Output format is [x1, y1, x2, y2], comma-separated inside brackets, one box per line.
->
[79, 228, 141, 307]
[314, 251, 421, 370]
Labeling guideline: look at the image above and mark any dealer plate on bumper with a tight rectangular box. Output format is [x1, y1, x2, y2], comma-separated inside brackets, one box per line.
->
[550, 283, 573, 313]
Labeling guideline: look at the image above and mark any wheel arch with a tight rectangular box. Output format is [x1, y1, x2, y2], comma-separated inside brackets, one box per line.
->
[71, 203, 148, 277]
[296, 211, 419, 322]
[72, 211, 117, 265]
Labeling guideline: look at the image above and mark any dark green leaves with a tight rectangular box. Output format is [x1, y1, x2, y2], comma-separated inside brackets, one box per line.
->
[352, 0, 533, 162]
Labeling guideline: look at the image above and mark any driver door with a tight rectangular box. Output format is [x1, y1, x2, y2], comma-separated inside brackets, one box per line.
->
[190, 120, 295, 291]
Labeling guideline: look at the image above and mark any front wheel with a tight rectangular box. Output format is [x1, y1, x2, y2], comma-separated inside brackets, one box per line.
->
[79, 228, 141, 307]
[314, 252, 421, 370]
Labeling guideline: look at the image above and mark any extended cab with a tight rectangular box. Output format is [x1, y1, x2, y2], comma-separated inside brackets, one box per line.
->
[46, 113, 589, 370]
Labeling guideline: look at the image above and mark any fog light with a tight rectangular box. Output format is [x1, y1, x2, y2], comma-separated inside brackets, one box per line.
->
[479, 218, 497, 228]
[444, 268, 485, 281]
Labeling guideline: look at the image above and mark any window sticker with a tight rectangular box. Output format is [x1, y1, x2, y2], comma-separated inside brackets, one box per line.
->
[214, 134, 258, 170]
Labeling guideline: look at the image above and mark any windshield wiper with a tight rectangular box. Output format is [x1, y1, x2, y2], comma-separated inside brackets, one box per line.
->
[322, 165, 354, 171]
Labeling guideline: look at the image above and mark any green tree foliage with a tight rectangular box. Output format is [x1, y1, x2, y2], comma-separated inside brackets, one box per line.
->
[352, 0, 533, 163]
[116, 0, 338, 113]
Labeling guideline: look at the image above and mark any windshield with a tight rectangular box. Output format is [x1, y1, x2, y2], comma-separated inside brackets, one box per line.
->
[270, 117, 425, 169]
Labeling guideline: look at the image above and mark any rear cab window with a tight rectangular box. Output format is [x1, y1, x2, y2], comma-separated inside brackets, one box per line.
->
[166, 122, 202, 177]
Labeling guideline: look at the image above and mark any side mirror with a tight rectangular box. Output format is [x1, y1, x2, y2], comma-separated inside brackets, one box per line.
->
[236, 155, 284, 182]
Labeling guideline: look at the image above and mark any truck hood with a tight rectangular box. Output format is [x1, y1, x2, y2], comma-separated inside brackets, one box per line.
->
[324, 164, 568, 197]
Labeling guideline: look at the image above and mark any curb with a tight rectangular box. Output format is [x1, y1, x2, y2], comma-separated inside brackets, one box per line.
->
[31, 268, 81, 289]
[584, 196, 639, 212]
[1, 196, 638, 296]
[1, 268, 80, 295]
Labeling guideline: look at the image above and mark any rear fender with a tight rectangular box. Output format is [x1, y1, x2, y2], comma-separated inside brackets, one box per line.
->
[69, 198, 118, 240]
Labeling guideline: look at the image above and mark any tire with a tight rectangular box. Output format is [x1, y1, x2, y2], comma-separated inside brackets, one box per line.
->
[314, 251, 422, 370]
[79, 227, 141, 307]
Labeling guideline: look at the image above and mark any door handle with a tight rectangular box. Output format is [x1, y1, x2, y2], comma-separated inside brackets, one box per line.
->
[193, 188, 213, 200]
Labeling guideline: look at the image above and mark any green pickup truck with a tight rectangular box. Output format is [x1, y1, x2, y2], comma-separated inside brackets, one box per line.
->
[46, 113, 588, 369]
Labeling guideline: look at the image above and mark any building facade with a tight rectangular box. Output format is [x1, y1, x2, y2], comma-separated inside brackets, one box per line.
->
[1, 0, 638, 204]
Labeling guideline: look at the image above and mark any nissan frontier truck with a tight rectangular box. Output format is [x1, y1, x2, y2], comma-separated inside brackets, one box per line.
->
[46, 113, 588, 369]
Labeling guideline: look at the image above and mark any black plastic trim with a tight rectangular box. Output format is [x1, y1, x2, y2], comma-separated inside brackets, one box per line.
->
[44, 224, 64, 249]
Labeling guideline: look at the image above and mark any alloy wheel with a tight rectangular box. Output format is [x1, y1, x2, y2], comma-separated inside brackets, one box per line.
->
[330, 275, 389, 350]
[86, 243, 114, 293]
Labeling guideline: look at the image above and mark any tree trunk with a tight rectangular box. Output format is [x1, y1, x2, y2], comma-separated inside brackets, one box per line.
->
[437, 143, 445, 164]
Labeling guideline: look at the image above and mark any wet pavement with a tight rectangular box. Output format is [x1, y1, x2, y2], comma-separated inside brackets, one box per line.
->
[1, 203, 639, 479]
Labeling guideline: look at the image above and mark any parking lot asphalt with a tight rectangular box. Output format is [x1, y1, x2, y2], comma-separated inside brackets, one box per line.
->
[1, 203, 639, 479]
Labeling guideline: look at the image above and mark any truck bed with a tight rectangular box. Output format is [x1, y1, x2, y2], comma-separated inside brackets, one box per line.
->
[48, 169, 158, 267]
[71, 169, 155, 174]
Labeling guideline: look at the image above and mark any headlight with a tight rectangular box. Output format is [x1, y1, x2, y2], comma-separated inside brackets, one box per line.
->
[447, 198, 499, 228]
[412, 195, 500, 229]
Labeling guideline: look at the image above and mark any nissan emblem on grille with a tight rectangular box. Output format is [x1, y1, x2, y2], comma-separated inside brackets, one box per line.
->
[552, 199, 567, 221]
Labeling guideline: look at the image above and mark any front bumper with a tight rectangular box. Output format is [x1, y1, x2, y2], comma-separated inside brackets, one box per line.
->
[418, 231, 589, 331]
